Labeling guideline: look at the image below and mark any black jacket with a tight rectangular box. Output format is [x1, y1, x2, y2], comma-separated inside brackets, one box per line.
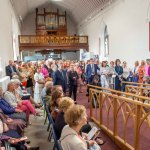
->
[68, 71, 79, 86]
[5, 65, 17, 78]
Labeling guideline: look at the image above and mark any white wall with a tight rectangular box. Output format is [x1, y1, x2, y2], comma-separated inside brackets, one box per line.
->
[0, 0, 20, 76]
[78, 0, 150, 67]
[21, 12, 36, 35]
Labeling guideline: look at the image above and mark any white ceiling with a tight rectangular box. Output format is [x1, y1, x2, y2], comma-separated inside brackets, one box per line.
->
[12, 0, 116, 24]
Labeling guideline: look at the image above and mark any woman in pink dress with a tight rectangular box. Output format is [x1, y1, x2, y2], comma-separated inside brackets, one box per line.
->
[40, 63, 49, 79]
[144, 59, 150, 77]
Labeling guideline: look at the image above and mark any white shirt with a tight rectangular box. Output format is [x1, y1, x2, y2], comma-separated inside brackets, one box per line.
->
[122, 66, 130, 79]
[131, 66, 139, 75]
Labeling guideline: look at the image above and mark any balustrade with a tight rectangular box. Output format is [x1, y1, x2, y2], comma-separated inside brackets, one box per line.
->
[88, 84, 150, 150]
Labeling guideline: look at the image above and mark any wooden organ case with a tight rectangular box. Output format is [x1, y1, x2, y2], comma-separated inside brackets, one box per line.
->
[36, 8, 67, 36]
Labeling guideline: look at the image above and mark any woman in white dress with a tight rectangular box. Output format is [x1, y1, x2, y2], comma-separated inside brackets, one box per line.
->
[100, 61, 109, 88]
[34, 66, 45, 104]
[108, 61, 116, 89]
[121, 61, 130, 91]
[131, 61, 139, 84]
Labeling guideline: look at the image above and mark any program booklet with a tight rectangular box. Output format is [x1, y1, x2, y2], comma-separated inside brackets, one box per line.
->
[87, 127, 98, 140]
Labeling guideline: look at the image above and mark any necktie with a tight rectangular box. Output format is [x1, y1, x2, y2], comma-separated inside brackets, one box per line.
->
[61, 71, 64, 79]
[92, 64, 94, 74]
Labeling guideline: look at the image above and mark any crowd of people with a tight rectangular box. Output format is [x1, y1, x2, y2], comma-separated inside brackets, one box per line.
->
[6, 58, 150, 93]
[0, 58, 149, 150]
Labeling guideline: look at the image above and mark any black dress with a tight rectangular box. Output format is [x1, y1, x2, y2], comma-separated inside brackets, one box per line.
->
[68, 71, 79, 101]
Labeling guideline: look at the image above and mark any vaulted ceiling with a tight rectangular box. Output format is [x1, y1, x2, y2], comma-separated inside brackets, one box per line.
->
[12, 0, 116, 25]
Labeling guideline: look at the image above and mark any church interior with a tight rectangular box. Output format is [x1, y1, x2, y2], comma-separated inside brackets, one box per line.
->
[0, 0, 150, 150]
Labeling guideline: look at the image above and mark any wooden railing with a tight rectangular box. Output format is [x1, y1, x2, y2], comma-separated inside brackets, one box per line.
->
[19, 35, 89, 51]
[122, 81, 150, 87]
[88, 84, 150, 102]
[88, 84, 150, 150]
[125, 85, 150, 98]
[19, 35, 88, 45]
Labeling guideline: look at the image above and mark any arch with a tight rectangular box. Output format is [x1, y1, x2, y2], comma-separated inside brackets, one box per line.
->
[104, 25, 109, 57]
[99, 20, 109, 61]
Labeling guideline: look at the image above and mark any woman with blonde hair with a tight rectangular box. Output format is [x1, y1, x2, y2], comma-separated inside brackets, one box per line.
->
[138, 60, 145, 83]
[54, 97, 74, 139]
[68, 64, 79, 102]
[131, 61, 139, 84]
[60, 104, 96, 150]
[4, 82, 40, 124]
[50, 89, 63, 120]
[34, 66, 45, 104]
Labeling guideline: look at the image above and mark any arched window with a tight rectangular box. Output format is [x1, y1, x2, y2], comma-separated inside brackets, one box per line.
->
[104, 25, 109, 57]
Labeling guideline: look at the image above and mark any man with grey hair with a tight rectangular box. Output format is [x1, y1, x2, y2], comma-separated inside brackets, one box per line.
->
[6, 60, 18, 79]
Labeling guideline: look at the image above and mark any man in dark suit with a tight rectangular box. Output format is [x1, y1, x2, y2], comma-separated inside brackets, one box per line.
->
[53, 62, 67, 94]
[6, 60, 17, 79]
[86, 58, 100, 84]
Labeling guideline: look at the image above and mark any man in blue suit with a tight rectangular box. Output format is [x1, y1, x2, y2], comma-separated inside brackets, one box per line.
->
[86, 58, 100, 84]
[53, 61, 67, 94]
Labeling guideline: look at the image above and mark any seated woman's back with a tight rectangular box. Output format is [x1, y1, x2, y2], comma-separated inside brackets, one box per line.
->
[54, 97, 74, 139]
[60, 105, 88, 150]
[54, 111, 66, 139]
[60, 125, 87, 150]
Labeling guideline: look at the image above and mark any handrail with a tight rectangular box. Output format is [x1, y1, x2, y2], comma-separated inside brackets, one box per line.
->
[122, 81, 150, 87]
[89, 87, 150, 150]
[87, 84, 150, 102]
[125, 85, 150, 97]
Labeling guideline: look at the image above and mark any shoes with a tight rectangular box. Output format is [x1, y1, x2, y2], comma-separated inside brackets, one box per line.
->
[95, 137, 105, 145]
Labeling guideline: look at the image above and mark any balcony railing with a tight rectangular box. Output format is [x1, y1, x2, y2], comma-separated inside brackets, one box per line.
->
[19, 35, 87, 45]
[19, 35, 89, 51]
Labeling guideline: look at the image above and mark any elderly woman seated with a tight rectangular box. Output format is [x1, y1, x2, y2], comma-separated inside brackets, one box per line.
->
[0, 86, 26, 122]
[41, 81, 53, 98]
[13, 79, 41, 108]
[60, 105, 95, 150]
[60, 105, 103, 150]
[4, 81, 40, 124]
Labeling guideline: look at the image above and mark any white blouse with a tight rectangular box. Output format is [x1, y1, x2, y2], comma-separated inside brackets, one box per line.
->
[4, 91, 17, 107]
